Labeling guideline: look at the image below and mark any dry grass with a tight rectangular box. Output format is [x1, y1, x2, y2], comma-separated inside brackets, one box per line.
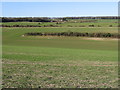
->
[2, 59, 118, 88]
[83, 37, 118, 41]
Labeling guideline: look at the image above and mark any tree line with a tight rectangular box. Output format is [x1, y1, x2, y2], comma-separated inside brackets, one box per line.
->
[1, 16, 119, 22]
[24, 32, 119, 38]
[63, 16, 119, 19]
[1, 24, 117, 27]
[1, 17, 53, 22]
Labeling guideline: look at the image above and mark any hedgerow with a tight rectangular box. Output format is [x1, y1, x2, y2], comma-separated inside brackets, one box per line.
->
[24, 32, 119, 38]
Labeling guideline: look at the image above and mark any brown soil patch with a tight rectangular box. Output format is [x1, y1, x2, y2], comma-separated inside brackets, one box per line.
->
[83, 37, 118, 41]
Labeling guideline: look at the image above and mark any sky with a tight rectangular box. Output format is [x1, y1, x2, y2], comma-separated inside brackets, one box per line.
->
[1, 2, 118, 17]
[1, 0, 119, 2]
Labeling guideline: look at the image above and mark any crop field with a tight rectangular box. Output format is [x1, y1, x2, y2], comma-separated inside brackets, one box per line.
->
[2, 19, 118, 88]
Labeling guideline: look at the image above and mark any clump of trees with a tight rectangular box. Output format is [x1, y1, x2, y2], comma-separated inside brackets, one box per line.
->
[25, 32, 119, 38]
[109, 25, 113, 27]
[1, 24, 60, 27]
[1, 24, 41, 27]
[1, 17, 54, 22]
[89, 25, 94, 27]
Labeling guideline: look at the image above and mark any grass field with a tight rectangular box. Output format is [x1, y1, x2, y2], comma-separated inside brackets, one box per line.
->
[1, 19, 118, 27]
[2, 24, 118, 88]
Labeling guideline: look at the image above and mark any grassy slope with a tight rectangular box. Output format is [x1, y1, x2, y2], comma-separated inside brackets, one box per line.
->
[2, 27, 118, 88]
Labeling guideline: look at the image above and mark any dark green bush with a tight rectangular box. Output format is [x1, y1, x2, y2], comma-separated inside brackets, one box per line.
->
[25, 32, 119, 38]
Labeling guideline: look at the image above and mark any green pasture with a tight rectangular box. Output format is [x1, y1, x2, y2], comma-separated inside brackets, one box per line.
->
[1, 19, 118, 27]
[2, 27, 118, 33]
[2, 27, 118, 88]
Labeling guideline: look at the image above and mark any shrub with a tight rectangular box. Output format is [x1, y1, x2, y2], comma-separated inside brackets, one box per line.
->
[25, 32, 119, 38]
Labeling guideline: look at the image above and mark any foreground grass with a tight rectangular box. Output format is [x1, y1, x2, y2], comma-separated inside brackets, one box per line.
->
[2, 27, 118, 88]
[2, 45, 118, 88]
[3, 60, 118, 88]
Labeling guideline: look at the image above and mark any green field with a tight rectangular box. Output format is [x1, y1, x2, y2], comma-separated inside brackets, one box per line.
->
[2, 22, 118, 88]
[1, 19, 118, 27]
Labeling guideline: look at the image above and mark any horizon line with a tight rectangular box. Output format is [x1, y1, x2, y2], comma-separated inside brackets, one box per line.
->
[1, 15, 118, 18]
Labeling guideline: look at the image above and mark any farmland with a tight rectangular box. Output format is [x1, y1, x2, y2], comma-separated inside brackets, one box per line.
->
[1, 19, 118, 27]
[2, 18, 118, 88]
